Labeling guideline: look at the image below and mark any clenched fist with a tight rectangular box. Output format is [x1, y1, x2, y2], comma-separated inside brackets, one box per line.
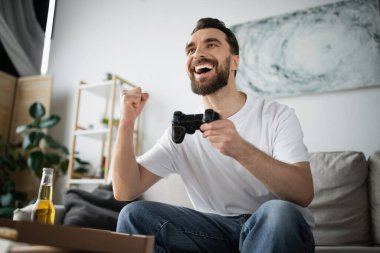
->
[120, 87, 149, 125]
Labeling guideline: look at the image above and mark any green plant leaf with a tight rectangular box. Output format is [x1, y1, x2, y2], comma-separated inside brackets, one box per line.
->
[22, 131, 45, 150]
[22, 134, 31, 150]
[0, 193, 13, 207]
[16, 124, 27, 134]
[61, 146, 69, 155]
[75, 157, 90, 165]
[39, 115, 60, 128]
[74, 167, 89, 173]
[44, 135, 69, 154]
[0, 207, 14, 218]
[44, 153, 61, 165]
[59, 159, 69, 174]
[16, 123, 37, 134]
[27, 151, 44, 177]
[1, 180, 15, 193]
[29, 102, 46, 119]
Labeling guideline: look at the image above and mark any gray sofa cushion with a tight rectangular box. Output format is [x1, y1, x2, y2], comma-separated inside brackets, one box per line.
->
[309, 151, 370, 246]
[369, 150, 380, 245]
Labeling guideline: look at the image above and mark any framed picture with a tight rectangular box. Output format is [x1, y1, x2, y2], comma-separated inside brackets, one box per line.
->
[231, 0, 380, 97]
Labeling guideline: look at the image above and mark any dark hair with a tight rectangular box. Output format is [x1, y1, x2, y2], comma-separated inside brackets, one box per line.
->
[191, 18, 239, 55]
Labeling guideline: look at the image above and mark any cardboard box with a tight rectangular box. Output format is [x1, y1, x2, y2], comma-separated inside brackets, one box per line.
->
[0, 219, 154, 253]
[8, 245, 73, 253]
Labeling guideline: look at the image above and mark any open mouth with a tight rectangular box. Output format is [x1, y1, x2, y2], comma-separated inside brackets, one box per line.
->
[194, 63, 214, 75]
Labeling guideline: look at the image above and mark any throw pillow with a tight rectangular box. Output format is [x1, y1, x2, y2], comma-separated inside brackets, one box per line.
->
[309, 151, 370, 245]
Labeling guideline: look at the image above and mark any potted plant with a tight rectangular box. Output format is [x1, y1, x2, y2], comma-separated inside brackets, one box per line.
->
[0, 102, 69, 218]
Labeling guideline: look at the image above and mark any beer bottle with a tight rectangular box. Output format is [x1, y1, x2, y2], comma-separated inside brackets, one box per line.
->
[31, 168, 56, 224]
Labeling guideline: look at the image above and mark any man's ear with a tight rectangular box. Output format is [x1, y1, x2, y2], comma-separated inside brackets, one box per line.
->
[231, 55, 239, 71]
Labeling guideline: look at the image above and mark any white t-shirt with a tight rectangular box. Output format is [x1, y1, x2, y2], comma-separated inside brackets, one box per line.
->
[137, 92, 314, 226]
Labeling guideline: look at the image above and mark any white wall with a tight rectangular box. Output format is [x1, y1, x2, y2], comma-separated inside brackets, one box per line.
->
[48, 0, 380, 160]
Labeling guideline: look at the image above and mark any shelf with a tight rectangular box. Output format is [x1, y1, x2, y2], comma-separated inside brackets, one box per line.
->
[68, 178, 106, 185]
[68, 74, 140, 190]
[74, 128, 108, 140]
[79, 81, 114, 98]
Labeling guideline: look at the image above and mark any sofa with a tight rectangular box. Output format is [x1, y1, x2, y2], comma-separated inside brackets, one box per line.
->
[13, 150, 380, 252]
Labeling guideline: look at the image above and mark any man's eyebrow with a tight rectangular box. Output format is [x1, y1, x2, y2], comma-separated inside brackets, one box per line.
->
[204, 38, 222, 44]
[185, 37, 223, 51]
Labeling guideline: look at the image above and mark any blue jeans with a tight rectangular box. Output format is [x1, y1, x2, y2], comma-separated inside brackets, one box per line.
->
[117, 199, 315, 253]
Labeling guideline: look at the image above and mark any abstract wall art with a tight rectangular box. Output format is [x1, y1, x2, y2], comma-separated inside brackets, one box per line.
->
[230, 0, 380, 98]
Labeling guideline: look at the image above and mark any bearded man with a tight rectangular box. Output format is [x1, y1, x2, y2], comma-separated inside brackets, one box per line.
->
[112, 17, 315, 253]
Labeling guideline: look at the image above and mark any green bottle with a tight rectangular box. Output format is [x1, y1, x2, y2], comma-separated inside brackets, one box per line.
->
[31, 168, 55, 224]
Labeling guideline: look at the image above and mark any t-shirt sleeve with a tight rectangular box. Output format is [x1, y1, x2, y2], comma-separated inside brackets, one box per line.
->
[272, 107, 309, 164]
[137, 127, 178, 178]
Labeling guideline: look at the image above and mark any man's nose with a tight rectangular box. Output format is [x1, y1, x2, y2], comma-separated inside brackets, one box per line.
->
[193, 47, 206, 59]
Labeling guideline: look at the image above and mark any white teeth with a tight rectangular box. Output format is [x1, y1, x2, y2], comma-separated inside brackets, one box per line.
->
[195, 63, 214, 72]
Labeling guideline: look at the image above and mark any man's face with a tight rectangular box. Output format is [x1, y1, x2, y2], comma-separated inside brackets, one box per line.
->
[185, 28, 238, 95]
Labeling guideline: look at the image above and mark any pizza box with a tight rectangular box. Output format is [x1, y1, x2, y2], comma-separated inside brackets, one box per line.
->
[0, 218, 154, 253]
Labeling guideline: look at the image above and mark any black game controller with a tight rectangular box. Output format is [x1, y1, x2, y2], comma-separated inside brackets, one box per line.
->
[171, 109, 220, 144]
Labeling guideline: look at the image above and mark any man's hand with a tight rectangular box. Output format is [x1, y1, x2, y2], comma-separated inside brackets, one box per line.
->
[201, 119, 314, 207]
[200, 119, 245, 158]
[120, 87, 149, 124]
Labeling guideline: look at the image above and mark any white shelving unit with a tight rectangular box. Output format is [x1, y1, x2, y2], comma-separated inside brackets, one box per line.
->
[67, 74, 141, 188]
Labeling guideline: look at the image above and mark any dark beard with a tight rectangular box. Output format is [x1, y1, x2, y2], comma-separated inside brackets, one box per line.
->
[190, 57, 230, 96]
